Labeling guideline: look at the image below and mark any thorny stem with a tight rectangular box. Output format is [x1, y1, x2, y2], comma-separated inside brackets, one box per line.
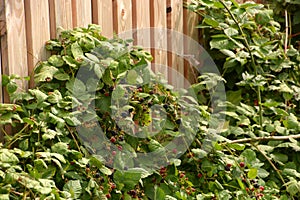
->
[219, 0, 263, 130]
[226, 134, 300, 144]
[66, 125, 82, 154]
[253, 144, 295, 200]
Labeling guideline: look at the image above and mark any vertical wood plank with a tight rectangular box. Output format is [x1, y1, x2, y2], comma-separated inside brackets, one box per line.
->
[132, 0, 150, 47]
[49, 0, 73, 39]
[92, 0, 113, 38]
[167, 0, 184, 88]
[24, 0, 51, 88]
[72, 0, 92, 28]
[113, 0, 132, 34]
[1, 0, 28, 102]
[0, 0, 5, 104]
[183, 0, 199, 85]
[150, 0, 168, 79]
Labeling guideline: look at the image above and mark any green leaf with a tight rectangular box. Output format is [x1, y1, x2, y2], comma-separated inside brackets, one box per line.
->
[54, 72, 70, 81]
[51, 142, 69, 154]
[210, 38, 236, 50]
[63, 55, 78, 68]
[112, 85, 126, 100]
[203, 17, 219, 28]
[271, 153, 288, 164]
[255, 11, 271, 25]
[154, 185, 166, 199]
[71, 42, 84, 59]
[63, 180, 82, 199]
[228, 143, 245, 151]
[114, 169, 142, 190]
[34, 64, 59, 83]
[247, 168, 258, 179]
[48, 55, 64, 67]
[224, 28, 239, 37]
[220, 49, 236, 58]
[6, 82, 18, 94]
[0, 149, 19, 163]
[1, 74, 10, 86]
[241, 149, 256, 163]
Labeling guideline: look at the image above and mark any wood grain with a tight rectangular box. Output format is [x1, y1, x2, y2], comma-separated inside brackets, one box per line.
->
[132, 0, 150, 47]
[113, 0, 132, 34]
[150, 0, 168, 79]
[92, 0, 113, 38]
[183, 0, 199, 85]
[167, 0, 184, 88]
[72, 0, 92, 28]
[24, 0, 51, 88]
[49, 0, 73, 38]
[1, 0, 28, 101]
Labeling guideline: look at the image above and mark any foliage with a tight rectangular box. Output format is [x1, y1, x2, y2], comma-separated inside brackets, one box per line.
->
[0, 0, 300, 199]
[187, 0, 300, 199]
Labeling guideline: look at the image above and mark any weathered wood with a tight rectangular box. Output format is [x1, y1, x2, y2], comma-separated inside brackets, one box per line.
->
[24, 0, 51, 88]
[183, 0, 199, 85]
[167, 0, 184, 88]
[113, 0, 132, 34]
[72, 0, 92, 28]
[49, 0, 73, 38]
[92, 0, 113, 38]
[150, 0, 168, 79]
[132, 0, 151, 47]
[1, 0, 28, 101]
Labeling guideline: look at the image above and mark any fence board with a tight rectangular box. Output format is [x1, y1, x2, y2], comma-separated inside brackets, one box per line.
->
[150, 0, 168, 79]
[167, 0, 184, 88]
[92, 0, 113, 38]
[113, 0, 132, 34]
[132, 0, 150, 47]
[49, 0, 73, 38]
[24, 0, 51, 88]
[72, 0, 92, 28]
[183, 0, 199, 85]
[1, 0, 28, 102]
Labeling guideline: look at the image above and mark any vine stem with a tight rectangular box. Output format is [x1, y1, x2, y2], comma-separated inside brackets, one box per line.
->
[219, 0, 263, 129]
[226, 134, 300, 144]
[284, 10, 288, 56]
[253, 144, 295, 200]
[66, 125, 82, 153]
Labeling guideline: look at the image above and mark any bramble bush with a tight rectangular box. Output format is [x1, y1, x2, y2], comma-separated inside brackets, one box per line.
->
[0, 0, 300, 199]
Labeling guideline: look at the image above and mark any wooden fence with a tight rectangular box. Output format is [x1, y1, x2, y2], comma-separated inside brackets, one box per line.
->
[0, 0, 201, 103]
